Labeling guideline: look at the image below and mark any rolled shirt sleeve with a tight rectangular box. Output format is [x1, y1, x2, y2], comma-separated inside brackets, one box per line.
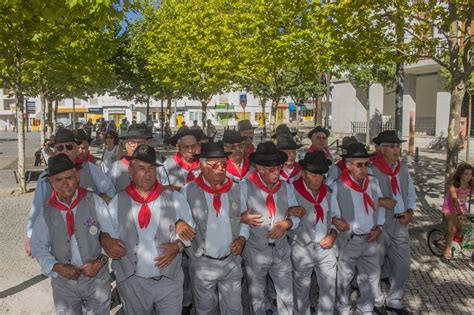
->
[30, 213, 59, 278]
[89, 162, 116, 197]
[238, 181, 250, 240]
[173, 190, 196, 246]
[329, 182, 342, 219]
[101, 194, 120, 238]
[406, 172, 417, 211]
[375, 182, 386, 226]
[285, 183, 300, 230]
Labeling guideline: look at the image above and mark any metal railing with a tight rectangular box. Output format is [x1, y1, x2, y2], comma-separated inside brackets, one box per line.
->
[351, 121, 394, 134]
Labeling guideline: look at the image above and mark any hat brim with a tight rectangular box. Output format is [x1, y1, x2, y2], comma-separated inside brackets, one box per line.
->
[298, 160, 331, 174]
[52, 139, 82, 146]
[196, 151, 232, 159]
[239, 126, 258, 131]
[379, 139, 407, 144]
[248, 151, 288, 166]
[124, 155, 161, 167]
[120, 134, 153, 140]
[45, 163, 80, 177]
[271, 131, 297, 139]
[308, 128, 330, 139]
[276, 143, 303, 150]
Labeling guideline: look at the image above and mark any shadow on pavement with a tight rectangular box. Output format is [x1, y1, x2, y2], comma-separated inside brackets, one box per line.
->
[0, 274, 47, 299]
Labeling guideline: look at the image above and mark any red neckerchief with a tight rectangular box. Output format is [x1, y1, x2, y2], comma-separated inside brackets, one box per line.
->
[293, 177, 326, 223]
[125, 181, 164, 229]
[74, 157, 83, 170]
[248, 171, 283, 218]
[280, 163, 301, 183]
[243, 144, 255, 158]
[372, 157, 401, 195]
[195, 174, 233, 217]
[48, 187, 88, 237]
[121, 157, 130, 167]
[173, 153, 200, 183]
[336, 159, 347, 172]
[226, 157, 251, 180]
[340, 169, 375, 214]
[324, 147, 331, 159]
[86, 154, 95, 162]
[370, 152, 383, 163]
[307, 146, 316, 153]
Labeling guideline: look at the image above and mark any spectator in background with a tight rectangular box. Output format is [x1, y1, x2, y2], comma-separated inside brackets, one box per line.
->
[119, 117, 129, 138]
[206, 119, 217, 141]
[107, 120, 117, 132]
[190, 120, 201, 130]
[164, 122, 172, 148]
[178, 121, 188, 133]
[101, 130, 121, 173]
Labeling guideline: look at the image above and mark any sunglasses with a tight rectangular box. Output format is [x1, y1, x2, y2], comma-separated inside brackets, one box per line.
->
[350, 161, 370, 168]
[382, 143, 400, 149]
[55, 144, 75, 152]
[206, 161, 227, 169]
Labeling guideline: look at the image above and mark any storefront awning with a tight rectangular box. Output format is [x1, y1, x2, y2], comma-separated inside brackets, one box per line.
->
[57, 107, 88, 113]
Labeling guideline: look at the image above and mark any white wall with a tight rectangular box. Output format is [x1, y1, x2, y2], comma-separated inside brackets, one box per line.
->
[435, 76, 450, 137]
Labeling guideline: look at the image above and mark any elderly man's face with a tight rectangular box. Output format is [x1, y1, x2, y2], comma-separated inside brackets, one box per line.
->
[346, 158, 370, 182]
[240, 129, 254, 147]
[282, 149, 296, 165]
[201, 158, 227, 184]
[129, 159, 157, 191]
[302, 170, 324, 192]
[257, 164, 282, 186]
[178, 135, 198, 162]
[54, 142, 79, 161]
[311, 132, 327, 149]
[224, 142, 244, 164]
[50, 169, 80, 202]
[77, 140, 90, 160]
[381, 143, 401, 163]
[125, 138, 148, 156]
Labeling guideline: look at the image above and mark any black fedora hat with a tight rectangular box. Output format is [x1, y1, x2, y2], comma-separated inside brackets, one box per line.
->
[377, 130, 406, 144]
[271, 124, 297, 139]
[53, 128, 81, 145]
[238, 119, 257, 131]
[222, 129, 244, 144]
[298, 151, 332, 174]
[74, 129, 92, 143]
[192, 129, 212, 143]
[372, 134, 381, 145]
[169, 128, 201, 147]
[125, 144, 160, 166]
[308, 126, 330, 139]
[276, 134, 303, 150]
[339, 136, 359, 149]
[198, 141, 231, 159]
[341, 143, 374, 159]
[47, 153, 77, 177]
[249, 141, 288, 166]
[121, 123, 153, 140]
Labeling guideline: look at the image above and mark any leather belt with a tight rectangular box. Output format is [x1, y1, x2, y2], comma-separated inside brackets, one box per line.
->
[267, 243, 276, 247]
[350, 233, 368, 239]
[150, 276, 163, 281]
[202, 254, 230, 261]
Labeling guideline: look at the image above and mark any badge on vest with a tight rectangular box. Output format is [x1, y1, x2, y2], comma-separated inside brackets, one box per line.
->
[85, 218, 98, 235]
[231, 202, 238, 211]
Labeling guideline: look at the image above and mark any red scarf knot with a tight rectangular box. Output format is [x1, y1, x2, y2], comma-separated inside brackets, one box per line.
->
[121, 157, 130, 167]
[226, 157, 251, 180]
[372, 158, 401, 195]
[86, 154, 95, 162]
[74, 157, 84, 170]
[293, 177, 327, 223]
[173, 153, 200, 183]
[125, 180, 164, 229]
[48, 187, 88, 238]
[248, 171, 283, 218]
[280, 163, 301, 183]
[340, 170, 375, 215]
[307, 146, 330, 159]
[336, 159, 347, 172]
[195, 174, 233, 216]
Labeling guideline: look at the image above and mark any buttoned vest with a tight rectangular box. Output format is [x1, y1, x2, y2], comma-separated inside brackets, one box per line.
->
[370, 162, 409, 211]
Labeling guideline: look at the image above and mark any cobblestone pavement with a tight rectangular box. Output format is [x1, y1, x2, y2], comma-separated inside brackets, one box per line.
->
[0, 132, 473, 314]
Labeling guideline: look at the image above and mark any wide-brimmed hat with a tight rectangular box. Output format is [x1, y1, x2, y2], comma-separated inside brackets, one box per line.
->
[275, 134, 303, 150]
[197, 141, 231, 159]
[121, 123, 152, 140]
[74, 129, 92, 143]
[53, 128, 81, 145]
[340, 143, 374, 159]
[271, 124, 297, 139]
[376, 130, 406, 144]
[249, 141, 288, 166]
[298, 151, 332, 174]
[125, 144, 160, 166]
[339, 136, 359, 149]
[46, 153, 77, 177]
[238, 119, 257, 131]
[169, 128, 202, 147]
[222, 129, 244, 144]
[308, 126, 330, 139]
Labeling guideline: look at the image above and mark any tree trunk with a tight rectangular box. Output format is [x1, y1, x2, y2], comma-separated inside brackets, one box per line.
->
[16, 92, 27, 193]
[201, 101, 208, 129]
[261, 97, 267, 136]
[145, 95, 151, 129]
[40, 89, 46, 146]
[445, 80, 465, 192]
[47, 99, 53, 138]
[53, 100, 59, 134]
[295, 99, 300, 130]
[467, 93, 472, 163]
[395, 62, 404, 138]
[270, 98, 279, 133]
[166, 97, 172, 123]
[315, 94, 323, 126]
[365, 85, 371, 147]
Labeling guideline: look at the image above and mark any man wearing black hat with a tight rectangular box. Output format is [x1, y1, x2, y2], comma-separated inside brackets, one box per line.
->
[330, 143, 386, 315]
[182, 142, 249, 315]
[326, 136, 359, 186]
[30, 154, 112, 314]
[370, 130, 415, 315]
[223, 129, 254, 182]
[99, 144, 195, 314]
[243, 141, 302, 315]
[75, 129, 100, 165]
[290, 151, 338, 315]
[238, 119, 257, 158]
[276, 133, 303, 184]
[307, 126, 332, 161]
[271, 124, 297, 139]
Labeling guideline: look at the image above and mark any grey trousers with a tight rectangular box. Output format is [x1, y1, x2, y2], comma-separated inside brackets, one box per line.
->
[291, 242, 337, 315]
[243, 245, 293, 315]
[190, 255, 243, 315]
[51, 271, 111, 315]
[117, 271, 184, 315]
[182, 253, 193, 307]
[375, 214, 411, 309]
[336, 235, 380, 315]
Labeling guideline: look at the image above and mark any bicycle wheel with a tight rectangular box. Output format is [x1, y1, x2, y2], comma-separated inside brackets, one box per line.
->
[427, 229, 446, 257]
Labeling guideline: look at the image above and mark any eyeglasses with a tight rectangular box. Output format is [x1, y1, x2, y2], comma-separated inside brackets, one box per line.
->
[381, 143, 400, 149]
[262, 166, 282, 173]
[55, 144, 75, 152]
[350, 161, 370, 168]
[206, 161, 227, 169]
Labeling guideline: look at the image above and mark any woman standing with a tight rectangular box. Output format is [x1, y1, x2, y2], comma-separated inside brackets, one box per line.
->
[101, 130, 121, 173]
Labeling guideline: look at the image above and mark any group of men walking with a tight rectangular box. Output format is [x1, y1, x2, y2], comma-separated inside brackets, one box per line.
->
[26, 120, 415, 315]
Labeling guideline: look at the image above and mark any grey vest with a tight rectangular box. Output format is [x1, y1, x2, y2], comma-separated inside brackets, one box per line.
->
[80, 162, 98, 193]
[185, 181, 241, 261]
[163, 157, 188, 187]
[112, 190, 182, 283]
[109, 159, 130, 192]
[246, 179, 290, 256]
[335, 177, 380, 240]
[370, 162, 409, 211]
[43, 191, 108, 280]
[290, 186, 333, 246]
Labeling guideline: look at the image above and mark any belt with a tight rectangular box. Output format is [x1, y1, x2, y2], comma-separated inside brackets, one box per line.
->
[393, 214, 404, 219]
[350, 233, 368, 239]
[202, 254, 230, 261]
[267, 243, 276, 247]
[150, 276, 163, 281]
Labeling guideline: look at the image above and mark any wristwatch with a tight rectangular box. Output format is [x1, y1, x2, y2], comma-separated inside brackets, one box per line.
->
[96, 254, 109, 266]
[176, 241, 185, 253]
[376, 225, 383, 231]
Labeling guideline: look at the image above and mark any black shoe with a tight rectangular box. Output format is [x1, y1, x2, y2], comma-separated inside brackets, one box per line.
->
[386, 306, 413, 315]
[182, 303, 193, 315]
[265, 309, 277, 315]
[374, 306, 388, 315]
[380, 277, 390, 285]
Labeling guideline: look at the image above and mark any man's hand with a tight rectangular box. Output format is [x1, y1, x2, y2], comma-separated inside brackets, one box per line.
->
[399, 209, 414, 225]
[241, 210, 264, 228]
[287, 206, 306, 218]
[154, 243, 180, 269]
[53, 263, 81, 280]
[100, 233, 127, 259]
[80, 259, 103, 277]
[230, 236, 246, 255]
[176, 220, 196, 241]
[320, 229, 337, 249]
[378, 197, 397, 209]
[99, 193, 112, 205]
[367, 226, 383, 242]
[267, 219, 292, 239]
[332, 218, 350, 232]
[24, 237, 31, 257]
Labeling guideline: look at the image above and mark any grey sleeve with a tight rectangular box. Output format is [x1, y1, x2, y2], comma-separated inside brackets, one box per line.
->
[30, 214, 58, 278]
[90, 162, 116, 197]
